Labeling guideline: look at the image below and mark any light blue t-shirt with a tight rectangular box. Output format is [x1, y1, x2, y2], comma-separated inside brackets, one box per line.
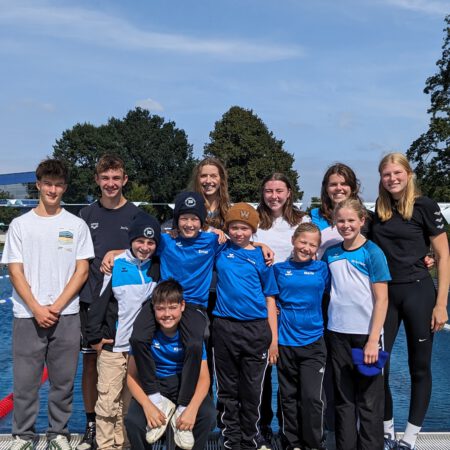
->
[274, 259, 330, 347]
[322, 240, 391, 335]
[213, 242, 279, 320]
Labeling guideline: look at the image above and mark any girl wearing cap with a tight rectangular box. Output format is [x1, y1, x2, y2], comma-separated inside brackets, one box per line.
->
[85, 212, 161, 450]
[372, 153, 449, 450]
[322, 199, 390, 450]
[212, 203, 279, 450]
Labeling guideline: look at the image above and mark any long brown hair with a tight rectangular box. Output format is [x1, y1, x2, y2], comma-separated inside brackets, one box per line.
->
[320, 163, 361, 224]
[257, 173, 306, 229]
[376, 152, 420, 221]
[189, 157, 230, 229]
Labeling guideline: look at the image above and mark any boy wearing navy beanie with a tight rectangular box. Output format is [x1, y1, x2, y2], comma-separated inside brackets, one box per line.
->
[86, 212, 161, 450]
[130, 191, 223, 448]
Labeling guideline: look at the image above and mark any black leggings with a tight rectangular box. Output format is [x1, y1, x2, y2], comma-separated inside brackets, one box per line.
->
[383, 277, 436, 426]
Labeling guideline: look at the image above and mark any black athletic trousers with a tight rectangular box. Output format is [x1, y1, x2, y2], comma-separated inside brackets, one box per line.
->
[383, 277, 436, 426]
[125, 374, 216, 450]
[327, 331, 384, 450]
[130, 301, 208, 405]
[212, 317, 271, 450]
[278, 337, 327, 450]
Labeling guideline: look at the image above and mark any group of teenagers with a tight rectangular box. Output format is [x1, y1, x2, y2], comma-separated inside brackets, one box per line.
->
[2, 152, 449, 450]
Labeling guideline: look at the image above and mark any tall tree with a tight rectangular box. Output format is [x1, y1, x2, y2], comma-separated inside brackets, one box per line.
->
[52, 108, 196, 204]
[204, 106, 302, 202]
[407, 15, 450, 201]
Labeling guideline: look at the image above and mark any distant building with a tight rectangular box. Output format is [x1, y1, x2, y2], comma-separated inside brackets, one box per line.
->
[0, 171, 37, 199]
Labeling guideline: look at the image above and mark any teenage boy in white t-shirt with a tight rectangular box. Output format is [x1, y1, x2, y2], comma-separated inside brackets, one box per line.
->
[2, 159, 94, 450]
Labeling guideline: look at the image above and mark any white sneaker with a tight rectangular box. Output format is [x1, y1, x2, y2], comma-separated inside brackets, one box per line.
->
[170, 410, 195, 450]
[48, 435, 72, 450]
[10, 436, 33, 450]
[145, 396, 176, 444]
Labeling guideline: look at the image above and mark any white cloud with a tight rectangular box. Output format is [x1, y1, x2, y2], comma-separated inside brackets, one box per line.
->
[135, 98, 164, 112]
[382, 0, 449, 16]
[0, 2, 304, 62]
[10, 98, 56, 112]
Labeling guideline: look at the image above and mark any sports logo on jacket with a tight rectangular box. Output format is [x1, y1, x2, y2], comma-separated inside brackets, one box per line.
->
[144, 227, 155, 238]
[90, 223, 99, 230]
[185, 197, 196, 207]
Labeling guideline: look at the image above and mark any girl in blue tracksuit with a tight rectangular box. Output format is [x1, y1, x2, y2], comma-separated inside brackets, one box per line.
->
[212, 203, 279, 450]
[322, 199, 390, 450]
[273, 222, 329, 450]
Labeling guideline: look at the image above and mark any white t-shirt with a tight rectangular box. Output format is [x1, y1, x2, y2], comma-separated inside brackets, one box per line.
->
[254, 215, 310, 263]
[2, 209, 95, 318]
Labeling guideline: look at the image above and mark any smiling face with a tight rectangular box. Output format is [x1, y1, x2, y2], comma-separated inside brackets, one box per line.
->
[178, 213, 202, 239]
[36, 176, 67, 209]
[228, 221, 253, 248]
[199, 164, 221, 199]
[335, 207, 365, 242]
[154, 300, 185, 335]
[326, 173, 352, 206]
[263, 180, 291, 218]
[380, 162, 410, 200]
[95, 168, 128, 201]
[131, 237, 157, 261]
[292, 231, 320, 263]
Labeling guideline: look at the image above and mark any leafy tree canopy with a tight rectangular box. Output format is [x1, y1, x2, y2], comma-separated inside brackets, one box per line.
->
[407, 15, 450, 201]
[0, 190, 21, 227]
[52, 108, 196, 204]
[204, 106, 303, 202]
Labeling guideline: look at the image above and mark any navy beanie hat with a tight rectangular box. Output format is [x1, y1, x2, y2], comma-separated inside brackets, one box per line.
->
[129, 212, 161, 247]
[172, 191, 206, 229]
[351, 348, 389, 377]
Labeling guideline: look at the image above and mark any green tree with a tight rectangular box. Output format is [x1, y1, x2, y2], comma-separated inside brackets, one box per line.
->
[52, 108, 196, 204]
[108, 108, 196, 203]
[204, 106, 302, 202]
[407, 15, 450, 201]
[52, 123, 120, 203]
[0, 190, 21, 227]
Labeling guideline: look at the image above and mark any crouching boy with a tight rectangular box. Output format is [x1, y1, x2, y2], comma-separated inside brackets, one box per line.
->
[86, 212, 161, 450]
[125, 279, 216, 450]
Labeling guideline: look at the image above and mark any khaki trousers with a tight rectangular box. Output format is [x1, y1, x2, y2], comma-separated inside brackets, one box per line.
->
[95, 350, 131, 450]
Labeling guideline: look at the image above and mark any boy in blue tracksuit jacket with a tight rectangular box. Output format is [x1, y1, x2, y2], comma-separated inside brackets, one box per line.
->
[86, 212, 161, 450]
[273, 223, 330, 450]
[212, 203, 279, 450]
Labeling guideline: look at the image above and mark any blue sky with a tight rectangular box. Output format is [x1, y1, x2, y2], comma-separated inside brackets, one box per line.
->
[0, 0, 448, 204]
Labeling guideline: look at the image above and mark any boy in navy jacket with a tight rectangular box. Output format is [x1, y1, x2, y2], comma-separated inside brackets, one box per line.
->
[86, 212, 161, 450]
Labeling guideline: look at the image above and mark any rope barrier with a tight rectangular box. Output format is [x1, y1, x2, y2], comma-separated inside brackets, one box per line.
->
[0, 367, 48, 419]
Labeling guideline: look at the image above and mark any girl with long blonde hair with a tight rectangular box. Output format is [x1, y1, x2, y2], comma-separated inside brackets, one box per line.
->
[372, 152, 449, 450]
